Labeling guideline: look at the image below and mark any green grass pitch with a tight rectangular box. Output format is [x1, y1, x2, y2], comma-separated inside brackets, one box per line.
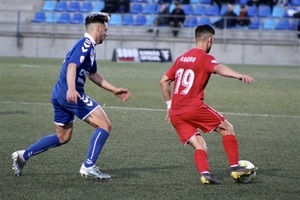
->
[0, 57, 299, 200]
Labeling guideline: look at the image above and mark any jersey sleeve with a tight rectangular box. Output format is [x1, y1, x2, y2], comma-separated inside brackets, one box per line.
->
[204, 54, 219, 74]
[165, 59, 179, 80]
[67, 39, 92, 67]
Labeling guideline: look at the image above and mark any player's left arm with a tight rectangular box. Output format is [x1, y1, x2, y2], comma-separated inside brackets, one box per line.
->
[160, 74, 173, 122]
[214, 64, 255, 84]
[88, 72, 130, 102]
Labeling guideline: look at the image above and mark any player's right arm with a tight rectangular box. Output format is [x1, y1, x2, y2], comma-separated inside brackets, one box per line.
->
[214, 64, 255, 84]
[66, 63, 81, 103]
[160, 74, 173, 122]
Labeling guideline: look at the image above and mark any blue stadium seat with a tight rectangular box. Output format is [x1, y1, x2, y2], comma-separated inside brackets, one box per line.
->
[70, 13, 84, 24]
[123, 14, 134, 25]
[183, 16, 198, 27]
[258, 5, 271, 17]
[145, 15, 155, 26]
[220, 4, 228, 16]
[54, 1, 67, 12]
[200, 0, 212, 4]
[169, 4, 175, 13]
[42, 1, 56, 12]
[263, 18, 276, 29]
[239, 0, 250, 5]
[57, 12, 71, 23]
[92, 2, 105, 12]
[80, 2, 93, 13]
[67, 2, 80, 12]
[233, 4, 241, 15]
[32, 12, 46, 23]
[182, 4, 194, 15]
[193, 5, 207, 16]
[248, 18, 260, 29]
[109, 14, 122, 26]
[275, 18, 289, 30]
[288, 19, 298, 30]
[247, 5, 258, 17]
[271, 6, 285, 18]
[133, 15, 147, 26]
[142, 4, 157, 14]
[190, 0, 200, 3]
[199, 16, 211, 25]
[291, 0, 300, 6]
[45, 12, 59, 23]
[130, 3, 143, 14]
[206, 5, 219, 16]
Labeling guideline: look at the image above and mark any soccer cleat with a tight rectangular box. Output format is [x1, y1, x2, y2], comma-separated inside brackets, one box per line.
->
[200, 173, 221, 185]
[12, 150, 26, 176]
[230, 166, 256, 180]
[79, 164, 111, 180]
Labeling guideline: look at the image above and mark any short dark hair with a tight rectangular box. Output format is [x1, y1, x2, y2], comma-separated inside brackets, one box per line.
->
[85, 12, 110, 26]
[195, 24, 215, 38]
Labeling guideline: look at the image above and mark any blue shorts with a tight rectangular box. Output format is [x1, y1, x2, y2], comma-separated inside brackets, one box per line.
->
[52, 94, 100, 126]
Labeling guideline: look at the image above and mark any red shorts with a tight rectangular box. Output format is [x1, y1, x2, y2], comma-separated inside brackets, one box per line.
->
[170, 104, 225, 145]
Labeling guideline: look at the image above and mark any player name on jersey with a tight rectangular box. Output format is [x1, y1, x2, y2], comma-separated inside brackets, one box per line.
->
[112, 48, 172, 63]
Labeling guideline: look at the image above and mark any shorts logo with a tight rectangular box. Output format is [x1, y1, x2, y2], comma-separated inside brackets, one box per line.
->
[80, 95, 93, 106]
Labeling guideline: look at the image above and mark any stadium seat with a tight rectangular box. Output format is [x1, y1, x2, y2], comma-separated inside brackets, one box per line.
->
[258, 5, 271, 17]
[32, 12, 46, 23]
[275, 18, 289, 30]
[80, 2, 93, 13]
[247, 5, 258, 17]
[133, 15, 147, 26]
[45, 12, 59, 23]
[233, 4, 241, 15]
[239, 0, 250, 5]
[182, 4, 194, 15]
[220, 4, 228, 16]
[190, 0, 201, 3]
[271, 6, 285, 18]
[109, 14, 122, 26]
[130, 3, 143, 14]
[123, 14, 134, 25]
[291, 0, 300, 6]
[92, 2, 105, 12]
[200, 0, 212, 4]
[70, 13, 84, 24]
[145, 15, 155, 26]
[183, 16, 198, 27]
[263, 18, 276, 29]
[56, 12, 71, 24]
[199, 16, 211, 25]
[169, 4, 175, 13]
[248, 18, 260, 29]
[42, 1, 56, 12]
[206, 5, 219, 16]
[67, 2, 80, 12]
[193, 5, 207, 16]
[54, 1, 67, 12]
[288, 19, 298, 30]
[142, 4, 157, 14]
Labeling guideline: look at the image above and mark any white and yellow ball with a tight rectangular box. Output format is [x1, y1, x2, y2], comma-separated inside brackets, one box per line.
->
[237, 160, 257, 183]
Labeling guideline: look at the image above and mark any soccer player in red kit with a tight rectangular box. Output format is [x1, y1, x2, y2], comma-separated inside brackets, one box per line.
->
[160, 24, 256, 184]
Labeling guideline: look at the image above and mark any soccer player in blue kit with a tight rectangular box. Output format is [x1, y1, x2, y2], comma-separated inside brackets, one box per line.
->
[11, 12, 130, 180]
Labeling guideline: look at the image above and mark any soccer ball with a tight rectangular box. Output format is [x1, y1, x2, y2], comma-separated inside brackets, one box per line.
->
[236, 160, 257, 183]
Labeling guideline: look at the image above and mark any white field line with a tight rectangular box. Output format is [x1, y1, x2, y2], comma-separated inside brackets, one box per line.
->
[1, 101, 300, 119]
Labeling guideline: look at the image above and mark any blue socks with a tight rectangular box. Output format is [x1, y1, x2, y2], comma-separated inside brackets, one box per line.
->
[84, 128, 109, 168]
[23, 134, 61, 160]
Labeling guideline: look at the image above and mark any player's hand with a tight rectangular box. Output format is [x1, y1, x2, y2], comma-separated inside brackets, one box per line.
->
[66, 89, 81, 103]
[238, 74, 255, 84]
[165, 108, 171, 123]
[114, 88, 131, 102]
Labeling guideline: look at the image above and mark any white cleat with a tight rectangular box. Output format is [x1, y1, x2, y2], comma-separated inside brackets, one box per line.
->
[79, 164, 111, 180]
[12, 150, 26, 176]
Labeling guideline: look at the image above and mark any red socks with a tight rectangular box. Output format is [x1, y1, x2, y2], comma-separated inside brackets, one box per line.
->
[194, 149, 209, 173]
[222, 134, 239, 166]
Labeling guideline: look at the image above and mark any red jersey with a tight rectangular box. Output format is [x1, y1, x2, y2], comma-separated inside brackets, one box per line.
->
[165, 48, 218, 116]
